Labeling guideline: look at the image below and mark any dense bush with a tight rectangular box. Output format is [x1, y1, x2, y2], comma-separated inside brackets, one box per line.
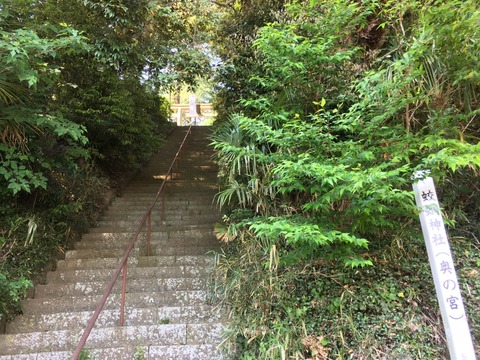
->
[0, 0, 177, 323]
[54, 57, 172, 177]
[211, 0, 480, 357]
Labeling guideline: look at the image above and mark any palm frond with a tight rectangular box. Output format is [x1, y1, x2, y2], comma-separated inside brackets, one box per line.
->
[0, 79, 29, 105]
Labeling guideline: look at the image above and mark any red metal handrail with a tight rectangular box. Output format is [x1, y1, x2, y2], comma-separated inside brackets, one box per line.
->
[71, 125, 193, 360]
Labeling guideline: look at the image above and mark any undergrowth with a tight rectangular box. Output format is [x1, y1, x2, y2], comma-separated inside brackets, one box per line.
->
[0, 165, 111, 323]
[212, 217, 479, 359]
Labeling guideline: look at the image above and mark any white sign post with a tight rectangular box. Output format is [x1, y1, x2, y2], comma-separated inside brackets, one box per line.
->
[412, 172, 476, 360]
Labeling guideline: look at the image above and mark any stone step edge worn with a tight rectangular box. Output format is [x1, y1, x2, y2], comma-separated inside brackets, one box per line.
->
[0, 344, 228, 360]
[0, 323, 226, 355]
[6, 304, 226, 334]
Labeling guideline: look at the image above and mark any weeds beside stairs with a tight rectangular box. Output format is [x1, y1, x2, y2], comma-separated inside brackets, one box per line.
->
[0, 126, 229, 359]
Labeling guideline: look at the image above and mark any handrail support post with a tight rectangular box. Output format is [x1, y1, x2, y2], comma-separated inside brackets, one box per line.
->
[161, 189, 165, 222]
[120, 261, 128, 326]
[147, 211, 151, 256]
[70, 124, 193, 359]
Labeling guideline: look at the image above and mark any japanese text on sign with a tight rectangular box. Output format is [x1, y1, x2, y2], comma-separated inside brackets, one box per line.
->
[412, 173, 475, 360]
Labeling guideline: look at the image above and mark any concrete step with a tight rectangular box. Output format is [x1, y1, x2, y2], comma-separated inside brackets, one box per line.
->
[65, 244, 220, 259]
[164, 179, 218, 187]
[65, 244, 217, 260]
[128, 166, 218, 177]
[113, 195, 217, 205]
[56, 257, 132, 271]
[0, 344, 227, 360]
[80, 229, 216, 242]
[106, 201, 217, 211]
[98, 210, 219, 223]
[0, 323, 225, 355]
[100, 208, 219, 221]
[115, 193, 217, 202]
[34, 277, 209, 298]
[120, 186, 217, 195]
[143, 244, 220, 256]
[98, 210, 220, 223]
[46, 264, 213, 284]
[98, 212, 219, 224]
[119, 181, 218, 192]
[20, 290, 209, 315]
[114, 189, 217, 197]
[110, 195, 216, 206]
[99, 208, 218, 219]
[91, 221, 218, 232]
[95, 216, 219, 229]
[133, 168, 218, 176]
[73, 234, 217, 250]
[104, 202, 218, 213]
[178, 162, 217, 168]
[57, 254, 214, 270]
[137, 255, 215, 267]
[127, 170, 217, 178]
[64, 248, 140, 260]
[147, 344, 228, 360]
[86, 223, 214, 234]
[7, 305, 225, 333]
[0, 127, 229, 359]
[123, 177, 217, 185]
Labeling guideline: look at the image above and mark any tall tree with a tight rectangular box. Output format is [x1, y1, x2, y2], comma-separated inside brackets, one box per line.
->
[212, 0, 288, 121]
[0, 0, 219, 321]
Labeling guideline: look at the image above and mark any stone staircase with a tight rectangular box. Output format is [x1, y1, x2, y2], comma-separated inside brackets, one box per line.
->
[0, 127, 227, 359]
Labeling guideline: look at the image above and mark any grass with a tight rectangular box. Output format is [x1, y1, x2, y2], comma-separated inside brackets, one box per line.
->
[79, 349, 93, 360]
[134, 345, 146, 360]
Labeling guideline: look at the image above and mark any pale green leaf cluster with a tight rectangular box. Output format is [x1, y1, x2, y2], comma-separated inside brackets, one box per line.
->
[0, 15, 90, 195]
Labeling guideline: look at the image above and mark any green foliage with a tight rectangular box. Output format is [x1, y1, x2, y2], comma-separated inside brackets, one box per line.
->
[54, 58, 170, 176]
[212, 222, 457, 359]
[213, 0, 480, 264]
[133, 345, 146, 360]
[158, 318, 170, 325]
[0, 0, 212, 324]
[212, 0, 480, 357]
[78, 349, 93, 360]
[0, 214, 55, 320]
[0, 273, 32, 322]
[1, 0, 217, 329]
[77, 0, 215, 87]
[212, 0, 288, 122]
[0, 4, 90, 196]
[0, 145, 48, 195]
[0, 164, 110, 320]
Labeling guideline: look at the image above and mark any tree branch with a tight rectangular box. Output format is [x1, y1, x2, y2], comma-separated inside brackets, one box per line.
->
[211, 0, 236, 11]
